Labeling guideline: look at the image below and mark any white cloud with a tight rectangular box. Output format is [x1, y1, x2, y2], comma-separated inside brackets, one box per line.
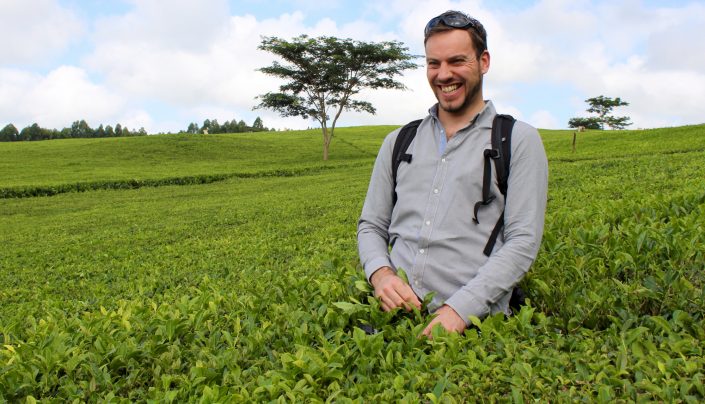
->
[82, 1, 417, 131]
[117, 109, 155, 132]
[0, 0, 83, 64]
[474, 0, 705, 128]
[529, 110, 560, 130]
[93, 0, 231, 51]
[603, 64, 705, 128]
[644, 2, 705, 71]
[2, 0, 704, 132]
[0, 66, 125, 129]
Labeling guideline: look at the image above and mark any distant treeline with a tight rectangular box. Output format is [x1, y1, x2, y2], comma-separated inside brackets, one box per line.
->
[0, 116, 275, 142]
[184, 117, 275, 134]
[0, 120, 146, 142]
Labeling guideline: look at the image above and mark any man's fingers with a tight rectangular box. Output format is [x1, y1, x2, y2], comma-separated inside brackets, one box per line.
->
[378, 290, 406, 311]
[421, 321, 436, 339]
[397, 286, 422, 309]
[384, 289, 407, 310]
[388, 282, 420, 309]
[373, 272, 422, 311]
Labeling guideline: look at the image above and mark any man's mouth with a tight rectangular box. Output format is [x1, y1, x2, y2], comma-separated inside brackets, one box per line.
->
[441, 84, 460, 93]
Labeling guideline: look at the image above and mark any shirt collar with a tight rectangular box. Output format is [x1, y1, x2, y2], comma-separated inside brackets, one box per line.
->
[428, 100, 496, 131]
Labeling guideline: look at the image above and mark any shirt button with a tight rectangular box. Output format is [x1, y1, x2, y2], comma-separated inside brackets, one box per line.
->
[433, 189, 439, 194]
[441, 158, 446, 163]
[425, 220, 431, 226]
[419, 249, 425, 254]
[414, 280, 419, 286]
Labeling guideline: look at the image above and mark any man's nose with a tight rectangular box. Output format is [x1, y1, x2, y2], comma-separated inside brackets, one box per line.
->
[438, 62, 452, 81]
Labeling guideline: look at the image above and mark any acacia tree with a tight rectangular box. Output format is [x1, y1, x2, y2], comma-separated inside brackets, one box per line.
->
[568, 95, 632, 130]
[255, 35, 417, 160]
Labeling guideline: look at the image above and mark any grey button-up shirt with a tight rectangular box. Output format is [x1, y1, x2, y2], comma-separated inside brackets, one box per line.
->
[357, 101, 548, 323]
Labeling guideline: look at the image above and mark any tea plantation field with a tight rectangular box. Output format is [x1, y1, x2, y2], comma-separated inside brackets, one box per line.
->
[1, 125, 704, 401]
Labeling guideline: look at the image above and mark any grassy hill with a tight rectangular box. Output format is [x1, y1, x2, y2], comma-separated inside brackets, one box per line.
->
[0, 127, 391, 189]
[1, 124, 704, 401]
[2, 124, 704, 192]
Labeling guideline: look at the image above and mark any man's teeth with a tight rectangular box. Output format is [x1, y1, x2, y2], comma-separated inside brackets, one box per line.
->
[441, 84, 459, 93]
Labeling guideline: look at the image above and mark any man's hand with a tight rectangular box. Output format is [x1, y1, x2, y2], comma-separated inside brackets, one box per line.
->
[421, 305, 466, 338]
[370, 267, 421, 312]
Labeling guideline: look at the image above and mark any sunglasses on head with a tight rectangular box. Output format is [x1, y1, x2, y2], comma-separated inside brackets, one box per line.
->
[424, 11, 481, 37]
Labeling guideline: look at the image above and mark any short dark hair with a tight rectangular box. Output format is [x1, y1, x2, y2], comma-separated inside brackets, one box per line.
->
[424, 10, 487, 58]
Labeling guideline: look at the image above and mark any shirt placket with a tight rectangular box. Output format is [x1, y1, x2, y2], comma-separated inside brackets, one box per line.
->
[412, 148, 450, 292]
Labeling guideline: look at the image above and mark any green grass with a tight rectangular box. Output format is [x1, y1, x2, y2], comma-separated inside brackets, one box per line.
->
[0, 127, 394, 189]
[541, 124, 705, 161]
[2, 123, 703, 190]
[1, 124, 704, 401]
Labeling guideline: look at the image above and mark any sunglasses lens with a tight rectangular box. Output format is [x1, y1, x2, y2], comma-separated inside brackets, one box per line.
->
[443, 13, 471, 28]
[424, 12, 473, 36]
[424, 16, 442, 36]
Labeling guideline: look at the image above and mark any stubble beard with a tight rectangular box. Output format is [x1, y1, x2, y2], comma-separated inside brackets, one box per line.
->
[438, 74, 483, 115]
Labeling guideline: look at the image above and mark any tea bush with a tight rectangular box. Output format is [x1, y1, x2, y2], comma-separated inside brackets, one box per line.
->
[1, 125, 704, 401]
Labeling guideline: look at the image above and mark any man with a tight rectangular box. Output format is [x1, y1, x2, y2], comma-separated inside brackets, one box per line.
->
[357, 10, 548, 337]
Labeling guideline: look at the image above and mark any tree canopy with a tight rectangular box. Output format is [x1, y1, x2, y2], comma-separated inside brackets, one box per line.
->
[184, 117, 272, 134]
[0, 120, 145, 142]
[255, 35, 417, 160]
[569, 95, 632, 130]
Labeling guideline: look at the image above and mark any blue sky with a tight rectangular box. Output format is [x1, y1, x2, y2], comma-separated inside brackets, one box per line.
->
[2, 0, 704, 133]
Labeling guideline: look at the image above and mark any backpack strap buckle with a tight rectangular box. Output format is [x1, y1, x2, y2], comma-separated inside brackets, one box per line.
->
[484, 148, 500, 159]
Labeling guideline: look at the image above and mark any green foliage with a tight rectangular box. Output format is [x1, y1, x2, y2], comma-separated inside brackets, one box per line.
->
[0, 123, 19, 141]
[568, 117, 601, 130]
[1, 123, 704, 401]
[569, 95, 632, 130]
[2, 120, 144, 142]
[256, 35, 418, 160]
[191, 117, 270, 134]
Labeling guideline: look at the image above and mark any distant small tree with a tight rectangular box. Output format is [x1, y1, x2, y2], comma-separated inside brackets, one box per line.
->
[237, 119, 248, 132]
[210, 119, 221, 134]
[0, 123, 19, 141]
[19, 123, 43, 141]
[200, 119, 211, 134]
[222, 120, 234, 133]
[70, 120, 92, 138]
[252, 117, 265, 131]
[256, 35, 417, 160]
[569, 95, 632, 130]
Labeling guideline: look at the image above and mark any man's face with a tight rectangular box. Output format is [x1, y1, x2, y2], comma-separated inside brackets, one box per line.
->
[425, 29, 489, 115]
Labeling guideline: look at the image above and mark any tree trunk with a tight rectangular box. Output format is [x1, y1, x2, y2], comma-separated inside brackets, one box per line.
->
[321, 128, 330, 161]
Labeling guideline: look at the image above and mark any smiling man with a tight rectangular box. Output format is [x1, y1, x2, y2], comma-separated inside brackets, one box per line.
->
[357, 10, 548, 337]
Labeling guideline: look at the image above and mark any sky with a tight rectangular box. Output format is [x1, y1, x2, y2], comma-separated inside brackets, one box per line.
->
[2, 0, 704, 133]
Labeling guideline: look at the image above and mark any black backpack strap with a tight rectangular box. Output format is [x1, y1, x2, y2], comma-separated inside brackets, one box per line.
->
[481, 114, 515, 256]
[492, 114, 514, 197]
[391, 119, 422, 205]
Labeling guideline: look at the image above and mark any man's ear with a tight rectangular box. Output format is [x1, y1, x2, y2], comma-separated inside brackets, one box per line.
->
[480, 50, 490, 74]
